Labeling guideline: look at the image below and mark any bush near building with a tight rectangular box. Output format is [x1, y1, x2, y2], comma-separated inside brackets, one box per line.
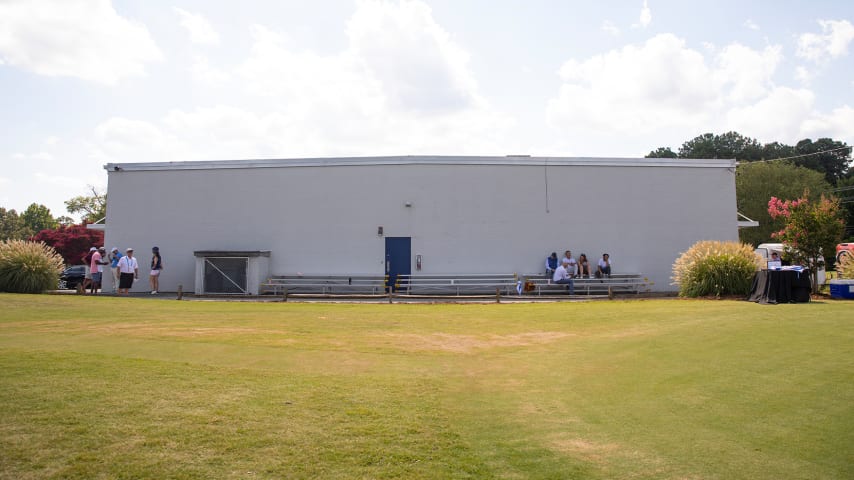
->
[672, 240, 761, 297]
[0, 240, 65, 293]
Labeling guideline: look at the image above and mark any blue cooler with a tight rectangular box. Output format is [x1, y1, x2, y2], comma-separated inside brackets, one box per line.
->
[829, 279, 854, 299]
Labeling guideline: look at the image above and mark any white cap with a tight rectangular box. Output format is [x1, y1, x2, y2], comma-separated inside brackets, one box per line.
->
[89, 247, 97, 251]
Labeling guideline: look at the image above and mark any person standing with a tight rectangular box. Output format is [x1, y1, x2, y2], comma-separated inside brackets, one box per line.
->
[117, 248, 139, 295]
[149, 246, 163, 294]
[552, 260, 575, 295]
[108, 247, 122, 293]
[81, 247, 95, 292]
[89, 247, 106, 294]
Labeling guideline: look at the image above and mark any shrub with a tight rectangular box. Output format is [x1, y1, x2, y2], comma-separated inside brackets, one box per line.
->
[838, 254, 854, 279]
[0, 240, 65, 293]
[672, 241, 762, 297]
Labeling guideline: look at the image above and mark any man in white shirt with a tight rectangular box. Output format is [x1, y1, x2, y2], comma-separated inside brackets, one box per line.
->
[552, 260, 575, 295]
[117, 247, 139, 295]
[562, 250, 578, 277]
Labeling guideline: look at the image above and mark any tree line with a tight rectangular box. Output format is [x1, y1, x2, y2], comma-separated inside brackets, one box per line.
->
[0, 188, 106, 264]
[647, 131, 852, 246]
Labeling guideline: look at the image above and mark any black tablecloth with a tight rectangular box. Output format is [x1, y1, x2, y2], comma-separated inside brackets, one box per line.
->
[746, 269, 812, 304]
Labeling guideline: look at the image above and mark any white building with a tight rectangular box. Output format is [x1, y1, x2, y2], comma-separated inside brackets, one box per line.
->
[103, 156, 738, 293]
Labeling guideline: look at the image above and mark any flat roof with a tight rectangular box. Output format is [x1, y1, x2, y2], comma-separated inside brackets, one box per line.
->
[105, 155, 736, 172]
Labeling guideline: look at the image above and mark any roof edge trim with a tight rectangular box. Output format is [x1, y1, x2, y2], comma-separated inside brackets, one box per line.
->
[105, 155, 736, 172]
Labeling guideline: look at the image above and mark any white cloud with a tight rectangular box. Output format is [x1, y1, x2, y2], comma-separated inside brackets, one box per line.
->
[0, 0, 163, 85]
[744, 19, 760, 31]
[34, 173, 84, 188]
[713, 43, 782, 103]
[794, 65, 813, 85]
[549, 34, 717, 135]
[633, 0, 652, 29]
[174, 7, 220, 46]
[190, 56, 230, 87]
[796, 19, 854, 63]
[726, 87, 815, 141]
[544, 33, 846, 153]
[801, 105, 854, 141]
[91, 0, 516, 162]
[346, 0, 481, 114]
[601, 20, 620, 37]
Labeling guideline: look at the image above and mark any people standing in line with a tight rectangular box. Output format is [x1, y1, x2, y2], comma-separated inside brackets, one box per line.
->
[597, 253, 612, 278]
[108, 247, 123, 293]
[545, 252, 558, 279]
[562, 250, 578, 277]
[117, 248, 139, 295]
[577, 253, 591, 278]
[149, 246, 163, 294]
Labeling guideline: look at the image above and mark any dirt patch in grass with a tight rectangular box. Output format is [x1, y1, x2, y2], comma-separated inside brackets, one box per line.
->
[384, 331, 575, 353]
[551, 437, 670, 478]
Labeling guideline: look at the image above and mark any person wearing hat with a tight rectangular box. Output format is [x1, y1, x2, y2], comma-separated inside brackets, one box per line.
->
[552, 259, 575, 295]
[117, 248, 139, 295]
[108, 247, 123, 293]
[149, 246, 163, 294]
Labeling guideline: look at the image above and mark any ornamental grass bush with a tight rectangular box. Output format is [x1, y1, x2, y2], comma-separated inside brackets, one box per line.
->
[0, 240, 65, 294]
[672, 240, 762, 297]
[837, 253, 854, 279]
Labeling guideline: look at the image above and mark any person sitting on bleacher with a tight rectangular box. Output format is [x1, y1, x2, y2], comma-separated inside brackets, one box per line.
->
[553, 260, 575, 295]
[562, 250, 578, 277]
[545, 252, 558, 278]
[596, 253, 612, 278]
[577, 253, 591, 278]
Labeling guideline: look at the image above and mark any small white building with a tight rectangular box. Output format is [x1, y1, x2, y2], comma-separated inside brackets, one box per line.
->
[103, 155, 738, 293]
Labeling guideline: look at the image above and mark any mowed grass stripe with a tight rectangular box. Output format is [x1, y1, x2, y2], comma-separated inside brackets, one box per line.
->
[0, 294, 852, 479]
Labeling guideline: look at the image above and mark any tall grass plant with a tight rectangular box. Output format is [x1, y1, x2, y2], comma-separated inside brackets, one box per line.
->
[672, 240, 761, 297]
[0, 240, 64, 293]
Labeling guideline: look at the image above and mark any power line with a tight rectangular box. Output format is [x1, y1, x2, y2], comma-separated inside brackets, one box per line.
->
[740, 145, 852, 164]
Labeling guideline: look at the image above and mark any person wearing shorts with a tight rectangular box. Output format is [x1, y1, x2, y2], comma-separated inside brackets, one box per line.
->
[149, 246, 163, 294]
[89, 247, 106, 294]
[117, 248, 139, 295]
[82, 247, 95, 291]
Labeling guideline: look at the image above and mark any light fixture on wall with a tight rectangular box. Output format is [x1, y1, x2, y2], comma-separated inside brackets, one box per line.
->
[405, 201, 412, 207]
[377, 226, 384, 236]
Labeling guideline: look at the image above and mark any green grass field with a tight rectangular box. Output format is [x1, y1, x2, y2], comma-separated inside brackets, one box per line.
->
[1, 294, 852, 479]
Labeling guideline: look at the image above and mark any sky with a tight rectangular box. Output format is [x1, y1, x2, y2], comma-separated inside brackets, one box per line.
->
[1, 0, 853, 220]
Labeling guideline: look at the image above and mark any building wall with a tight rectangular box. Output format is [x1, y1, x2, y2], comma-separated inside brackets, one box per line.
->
[104, 157, 738, 292]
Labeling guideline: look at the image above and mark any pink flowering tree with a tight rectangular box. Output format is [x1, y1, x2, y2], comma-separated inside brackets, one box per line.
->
[768, 192, 845, 292]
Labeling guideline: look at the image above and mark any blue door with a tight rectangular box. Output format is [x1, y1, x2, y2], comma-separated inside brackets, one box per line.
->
[385, 237, 411, 292]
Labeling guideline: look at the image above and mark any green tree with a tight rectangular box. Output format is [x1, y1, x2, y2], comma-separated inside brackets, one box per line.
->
[736, 162, 830, 247]
[792, 138, 851, 185]
[645, 147, 678, 158]
[768, 193, 846, 292]
[835, 175, 854, 241]
[0, 208, 27, 241]
[760, 141, 795, 161]
[64, 187, 107, 223]
[21, 203, 57, 236]
[679, 131, 763, 160]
